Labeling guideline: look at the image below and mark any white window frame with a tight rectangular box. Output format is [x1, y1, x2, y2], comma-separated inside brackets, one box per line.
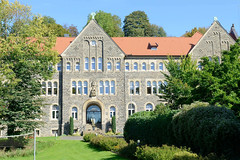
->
[72, 107, 78, 120]
[91, 57, 96, 70]
[75, 62, 80, 71]
[150, 62, 155, 71]
[110, 106, 116, 118]
[52, 105, 59, 120]
[107, 62, 112, 71]
[85, 58, 89, 70]
[66, 62, 71, 71]
[98, 57, 102, 71]
[142, 62, 146, 71]
[125, 62, 129, 71]
[133, 62, 138, 71]
[53, 82, 57, 95]
[116, 62, 121, 71]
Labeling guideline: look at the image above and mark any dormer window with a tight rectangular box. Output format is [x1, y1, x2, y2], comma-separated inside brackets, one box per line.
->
[148, 42, 158, 50]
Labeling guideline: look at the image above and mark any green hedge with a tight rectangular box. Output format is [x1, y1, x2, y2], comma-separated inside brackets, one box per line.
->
[112, 116, 116, 133]
[69, 117, 74, 135]
[172, 106, 240, 157]
[124, 108, 178, 146]
[83, 133, 96, 142]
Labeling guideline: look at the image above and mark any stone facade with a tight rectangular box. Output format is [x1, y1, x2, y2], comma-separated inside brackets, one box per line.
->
[38, 20, 236, 137]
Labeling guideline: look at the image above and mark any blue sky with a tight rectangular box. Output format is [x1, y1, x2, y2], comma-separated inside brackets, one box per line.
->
[10, 0, 240, 37]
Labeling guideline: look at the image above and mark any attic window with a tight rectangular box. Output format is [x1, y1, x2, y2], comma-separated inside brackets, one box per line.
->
[148, 43, 158, 50]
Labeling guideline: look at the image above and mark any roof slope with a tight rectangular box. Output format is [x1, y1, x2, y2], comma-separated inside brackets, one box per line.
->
[53, 32, 202, 56]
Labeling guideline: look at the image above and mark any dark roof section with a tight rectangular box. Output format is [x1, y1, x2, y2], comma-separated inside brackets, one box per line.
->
[229, 24, 239, 41]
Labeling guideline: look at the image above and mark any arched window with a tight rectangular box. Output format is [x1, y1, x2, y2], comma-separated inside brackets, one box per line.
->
[78, 81, 82, 95]
[134, 62, 138, 71]
[151, 62, 155, 71]
[130, 81, 134, 94]
[48, 82, 52, 95]
[66, 62, 71, 71]
[57, 63, 61, 71]
[72, 107, 78, 120]
[147, 81, 151, 94]
[158, 81, 162, 94]
[107, 62, 112, 71]
[198, 62, 202, 70]
[53, 82, 57, 95]
[52, 105, 59, 119]
[116, 62, 121, 71]
[110, 106, 116, 118]
[99, 81, 104, 95]
[125, 62, 129, 71]
[85, 58, 89, 70]
[75, 62, 80, 71]
[91, 57, 96, 70]
[105, 81, 110, 94]
[135, 81, 140, 95]
[83, 81, 88, 95]
[146, 103, 153, 111]
[42, 82, 46, 95]
[142, 62, 146, 71]
[72, 81, 76, 94]
[128, 103, 135, 116]
[98, 57, 102, 71]
[153, 81, 157, 94]
[159, 62, 163, 71]
[111, 81, 115, 95]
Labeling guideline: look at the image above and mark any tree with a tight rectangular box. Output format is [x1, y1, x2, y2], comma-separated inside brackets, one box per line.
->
[69, 117, 74, 135]
[123, 11, 151, 37]
[112, 116, 116, 134]
[0, 1, 59, 135]
[63, 24, 79, 37]
[87, 10, 123, 37]
[149, 24, 166, 37]
[182, 27, 208, 37]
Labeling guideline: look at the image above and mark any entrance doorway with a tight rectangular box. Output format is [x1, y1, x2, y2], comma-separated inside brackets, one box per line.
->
[86, 105, 101, 124]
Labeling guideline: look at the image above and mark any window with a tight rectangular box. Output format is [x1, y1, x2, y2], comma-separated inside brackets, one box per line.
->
[130, 81, 134, 94]
[217, 56, 220, 64]
[159, 62, 163, 71]
[110, 106, 116, 118]
[98, 57, 102, 71]
[147, 81, 151, 94]
[133, 62, 138, 71]
[107, 62, 112, 71]
[91, 57, 95, 70]
[42, 82, 46, 95]
[78, 81, 82, 95]
[76, 62, 80, 71]
[125, 62, 129, 71]
[99, 81, 104, 95]
[105, 81, 110, 94]
[208, 56, 212, 61]
[150, 62, 155, 71]
[151, 47, 157, 50]
[72, 81, 76, 94]
[153, 81, 157, 94]
[85, 58, 89, 70]
[128, 103, 135, 116]
[66, 62, 71, 71]
[198, 62, 202, 70]
[111, 81, 115, 95]
[72, 107, 78, 120]
[52, 105, 59, 120]
[116, 62, 121, 71]
[52, 130, 58, 135]
[91, 40, 96, 46]
[142, 62, 146, 71]
[83, 81, 88, 95]
[146, 104, 153, 111]
[48, 82, 52, 95]
[53, 82, 57, 95]
[57, 63, 61, 71]
[158, 81, 162, 94]
[135, 81, 140, 95]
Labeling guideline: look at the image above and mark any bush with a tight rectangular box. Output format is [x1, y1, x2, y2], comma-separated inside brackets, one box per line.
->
[119, 140, 137, 159]
[135, 145, 198, 160]
[90, 135, 127, 152]
[112, 116, 116, 134]
[83, 133, 96, 142]
[172, 106, 240, 158]
[69, 117, 74, 135]
[124, 108, 178, 146]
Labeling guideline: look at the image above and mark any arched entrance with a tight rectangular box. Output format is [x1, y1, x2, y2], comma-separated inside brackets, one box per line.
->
[86, 105, 101, 124]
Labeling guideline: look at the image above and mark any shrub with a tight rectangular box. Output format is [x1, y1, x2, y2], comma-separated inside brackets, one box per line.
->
[112, 116, 116, 134]
[90, 135, 127, 152]
[83, 133, 96, 142]
[124, 108, 178, 146]
[69, 117, 74, 135]
[172, 106, 240, 158]
[119, 140, 137, 159]
[135, 145, 198, 160]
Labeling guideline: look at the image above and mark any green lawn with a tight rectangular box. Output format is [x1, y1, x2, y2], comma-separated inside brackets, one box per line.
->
[3, 137, 127, 160]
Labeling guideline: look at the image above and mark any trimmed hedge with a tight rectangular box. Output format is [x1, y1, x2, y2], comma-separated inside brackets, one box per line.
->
[172, 106, 240, 157]
[124, 107, 178, 146]
[69, 117, 74, 135]
[112, 116, 116, 133]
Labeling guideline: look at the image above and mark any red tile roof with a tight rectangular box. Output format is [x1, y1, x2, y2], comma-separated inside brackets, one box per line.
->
[53, 32, 202, 56]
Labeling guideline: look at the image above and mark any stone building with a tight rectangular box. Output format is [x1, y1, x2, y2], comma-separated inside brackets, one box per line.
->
[38, 19, 237, 136]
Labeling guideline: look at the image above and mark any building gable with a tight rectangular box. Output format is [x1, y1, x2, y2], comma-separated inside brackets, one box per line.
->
[189, 20, 236, 60]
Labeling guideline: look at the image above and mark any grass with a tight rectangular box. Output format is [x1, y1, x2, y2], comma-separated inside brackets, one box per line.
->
[1, 137, 127, 160]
